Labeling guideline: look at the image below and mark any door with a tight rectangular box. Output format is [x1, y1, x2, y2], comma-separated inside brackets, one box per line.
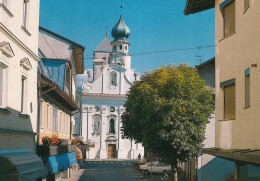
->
[108, 144, 116, 158]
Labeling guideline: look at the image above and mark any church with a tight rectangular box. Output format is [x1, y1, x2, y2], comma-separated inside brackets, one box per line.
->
[81, 7, 144, 159]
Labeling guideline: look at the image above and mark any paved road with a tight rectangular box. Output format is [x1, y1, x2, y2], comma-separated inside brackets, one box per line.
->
[78, 160, 164, 181]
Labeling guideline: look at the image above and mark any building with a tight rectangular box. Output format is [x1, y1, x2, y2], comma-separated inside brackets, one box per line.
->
[0, 0, 45, 180]
[38, 26, 85, 141]
[184, 0, 260, 180]
[37, 26, 85, 179]
[179, 58, 234, 181]
[81, 7, 144, 159]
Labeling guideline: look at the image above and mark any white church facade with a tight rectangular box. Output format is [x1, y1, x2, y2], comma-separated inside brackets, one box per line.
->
[81, 9, 144, 159]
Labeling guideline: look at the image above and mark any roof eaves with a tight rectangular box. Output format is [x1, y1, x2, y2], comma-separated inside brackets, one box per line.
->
[39, 26, 85, 50]
[184, 0, 215, 15]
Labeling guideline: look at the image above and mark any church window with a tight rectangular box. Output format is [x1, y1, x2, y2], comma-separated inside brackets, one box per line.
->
[110, 107, 115, 112]
[114, 46, 116, 50]
[125, 46, 127, 50]
[109, 119, 115, 133]
[110, 71, 117, 86]
[119, 45, 122, 50]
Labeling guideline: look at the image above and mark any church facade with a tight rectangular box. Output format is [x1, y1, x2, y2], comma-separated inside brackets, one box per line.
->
[81, 10, 144, 159]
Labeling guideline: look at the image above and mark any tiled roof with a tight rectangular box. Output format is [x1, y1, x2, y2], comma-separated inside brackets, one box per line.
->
[94, 37, 112, 53]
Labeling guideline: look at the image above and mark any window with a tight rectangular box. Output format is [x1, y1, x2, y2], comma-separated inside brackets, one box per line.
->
[93, 116, 101, 134]
[109, 119, 115, 133]
[40, 100, 44, 130]
[114, 46, 116, 50]
[47, 104, 50, 130]
[63, 113, 66, 134]
[244, 0, 249, 12]
[224, 84, 236, 119]
[125, 46, 127, 51]
[221, 0, 235, 37]
[60, 112, 62, 133]
[23, 0, 29, 29]
[21, 76, 27, 113]
[52, 107, 58, 131]
[65, 66, 70, 95]
[245, 68, 250, 108]
[67, 116, 70, 135]
[0, 65, 7, 108]
[119, 45, 122, 50]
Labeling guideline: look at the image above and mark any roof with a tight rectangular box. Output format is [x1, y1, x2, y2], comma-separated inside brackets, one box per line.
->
[94, 37, 112, 53]
[195, 57, 215, 69]
[39, 26, 85, 50]
[184, 0, 215, 15]
[204, 148, 260, 166]
[39, 26, 85, 74]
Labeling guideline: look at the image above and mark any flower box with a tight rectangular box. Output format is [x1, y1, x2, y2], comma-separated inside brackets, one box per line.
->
[36, 145, 76, 157]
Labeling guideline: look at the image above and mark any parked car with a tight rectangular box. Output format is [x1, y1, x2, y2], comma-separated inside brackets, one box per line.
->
[140, 162, 171, 174]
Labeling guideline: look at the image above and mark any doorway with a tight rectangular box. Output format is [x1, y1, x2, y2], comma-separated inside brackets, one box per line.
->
[108, 144, 116, 158]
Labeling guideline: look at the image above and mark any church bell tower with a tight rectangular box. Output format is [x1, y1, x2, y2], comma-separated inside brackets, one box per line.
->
[110, 5, 132, 80]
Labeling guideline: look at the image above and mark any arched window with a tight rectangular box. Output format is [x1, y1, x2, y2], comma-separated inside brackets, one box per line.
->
[114, 46, 116, 50]
[119, 45, 122, 50]
[109, 119, 115, 133]
[125, 46, 127, 50]
[110, 71, 117, 86]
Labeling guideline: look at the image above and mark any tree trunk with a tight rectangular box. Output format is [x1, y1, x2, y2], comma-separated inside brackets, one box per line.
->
[171, 166, 178, 181]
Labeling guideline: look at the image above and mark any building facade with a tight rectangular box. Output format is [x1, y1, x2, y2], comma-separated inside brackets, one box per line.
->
[185, 0, 260, 180]
[38, 26, 85, 142]
[0, 0, 44, 179]
[81, 9, 144, 159]
[37, 27, 85, 179]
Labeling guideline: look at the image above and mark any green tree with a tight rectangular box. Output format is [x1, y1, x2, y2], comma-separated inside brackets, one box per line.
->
[121, 64, 214, 181]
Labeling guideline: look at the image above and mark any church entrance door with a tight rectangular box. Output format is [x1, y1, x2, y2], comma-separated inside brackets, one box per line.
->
[108, 144, 116, 158]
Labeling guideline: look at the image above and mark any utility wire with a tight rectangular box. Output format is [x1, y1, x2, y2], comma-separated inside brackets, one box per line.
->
[43, 44, 216, 60]
[81, 45, 216, 60]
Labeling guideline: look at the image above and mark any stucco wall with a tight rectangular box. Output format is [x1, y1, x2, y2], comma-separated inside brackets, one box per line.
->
[215, 0, 260, 149]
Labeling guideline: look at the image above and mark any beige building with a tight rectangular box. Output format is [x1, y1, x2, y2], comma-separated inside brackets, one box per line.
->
[38, 26, 85, 143]
[37, 27, 85, 179]
[185, 0, 260, 180]
[0, 0, 44, 180]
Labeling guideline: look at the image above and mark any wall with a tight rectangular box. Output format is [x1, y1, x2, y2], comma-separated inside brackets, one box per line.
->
[215, 0, 260, 150]
[0, 0, 40, 153]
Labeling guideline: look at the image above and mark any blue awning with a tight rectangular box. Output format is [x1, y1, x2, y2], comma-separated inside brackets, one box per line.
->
[48, 152, 77, 174]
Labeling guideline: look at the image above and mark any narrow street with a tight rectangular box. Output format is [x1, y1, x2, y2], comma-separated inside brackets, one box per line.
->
[78, 160, 164, 181]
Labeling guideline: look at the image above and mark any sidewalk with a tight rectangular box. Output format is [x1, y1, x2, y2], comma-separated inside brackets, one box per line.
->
[61, 169, 85, 181]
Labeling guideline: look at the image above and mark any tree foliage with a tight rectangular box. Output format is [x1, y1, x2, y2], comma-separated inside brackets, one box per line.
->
[121, 64, 214, 168]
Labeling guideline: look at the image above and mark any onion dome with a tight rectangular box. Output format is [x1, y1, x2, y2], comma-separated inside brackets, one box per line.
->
[111, 13, 130, 42]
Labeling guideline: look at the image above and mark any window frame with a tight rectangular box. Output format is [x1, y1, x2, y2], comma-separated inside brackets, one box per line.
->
[109, 119, 115, 134]
[47, 104, 50, 131]
[23, 0, 29, 29]
[220, 0, 236, 38]
[244, 0, 250, 13]
[245, 68, 250, 108]
[221, 79, 236, 120]
[52, 106, 58, 131]
[21, 76, 27, 114]
[40, 100, 44, 131]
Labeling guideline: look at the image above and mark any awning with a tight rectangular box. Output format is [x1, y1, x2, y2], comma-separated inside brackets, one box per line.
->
[204, 148, 260, 166]
[0, 149, 44, 181]
[48, 152, 77, 174]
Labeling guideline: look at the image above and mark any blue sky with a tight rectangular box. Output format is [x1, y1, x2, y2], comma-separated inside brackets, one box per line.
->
[40, 0, 215, 78]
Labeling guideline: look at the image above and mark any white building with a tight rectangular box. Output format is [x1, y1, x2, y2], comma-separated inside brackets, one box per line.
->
[81, 9, 144, 159]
